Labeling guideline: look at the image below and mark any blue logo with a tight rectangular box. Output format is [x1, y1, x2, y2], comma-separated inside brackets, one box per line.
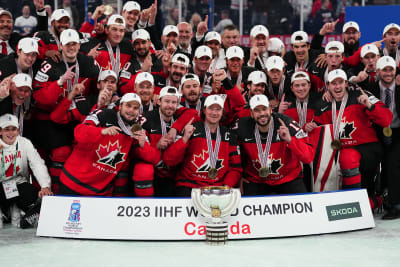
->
[68, 201, 81, 222]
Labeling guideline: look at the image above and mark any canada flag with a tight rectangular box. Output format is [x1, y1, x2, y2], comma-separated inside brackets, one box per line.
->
[96, 141, 126, 169]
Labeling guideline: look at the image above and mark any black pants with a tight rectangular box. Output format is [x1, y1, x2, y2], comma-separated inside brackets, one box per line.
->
[243, 177, 307, 196]
[175, 186, 194, 197]
[58, 182, 81, 196]
[382, 129, 400, 206]
[355, 142, 383, 195]
[0, 182, 38, 212]
[154, 174, 176, 197]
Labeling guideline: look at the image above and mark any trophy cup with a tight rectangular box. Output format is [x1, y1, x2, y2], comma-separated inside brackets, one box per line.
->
[191, 186, 241, 245]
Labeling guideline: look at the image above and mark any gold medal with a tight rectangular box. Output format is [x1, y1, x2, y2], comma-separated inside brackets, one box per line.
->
[208, 168, 218, 179]
[104, 5, 113, 16]
[131, 124, 142, 134]
[331, 139, 341, 150]
[259, 167, 270, 178]
[211, 206, 221, 218]
[383, 127, 392, 137]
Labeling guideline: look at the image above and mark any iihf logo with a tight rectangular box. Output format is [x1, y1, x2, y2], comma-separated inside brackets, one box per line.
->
[68, 201, 81, 222]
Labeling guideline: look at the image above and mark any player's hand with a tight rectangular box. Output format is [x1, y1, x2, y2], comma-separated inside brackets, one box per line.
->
[320, 19, 339, 35]
[97, 88, 113, 108]
[45, 50, 62, 63]
[157, 135, 171, 150]
[357, 88, 372, 108]
[372, 39, 384, 50]
[92, 5, 105, 20]
[0, 74, 16, 99]
[278, 94, 291, 113]
[165, 127, 177, 142]
[38, 187, 53, 198]
[277, 118, 291, 143]
[269, 99, 279, 109]
[132, 129, 146, 148]
[140, 7, 151, 22]
[322, 91, 333, 102]
[298, 61, 307, 72]
[154, 49, 165, 60]
[150, 94, 158, 104]
[149, 0, 158, 24]
[197, 15, 208, 36]
[182, 118, 195, 143]
[304, 122, 317, 133]
[162, 52, 172, 72]
[355, 66, 369, 83]
[166, 39, 177, 55]
[315, 53, 327, 68]
[141, 53, 153, 72]
[248, 46, 259, 66]
[60, 65, 76, 84]
[88, 43, 101, 59]
[213, 69, 227, 82]
[68, 78, 88, 100]
[101, 125, 121, 136]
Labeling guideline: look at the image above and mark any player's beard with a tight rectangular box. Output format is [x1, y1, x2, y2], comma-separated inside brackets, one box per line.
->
[256, 115, 271, 128]
[171, 71, 183, 83]
[137, 49, 149, 58]
[344, 40, 359, 53]
[121, 113, 136, 126]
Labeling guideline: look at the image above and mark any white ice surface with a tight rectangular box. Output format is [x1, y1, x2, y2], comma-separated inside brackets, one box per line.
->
[0, 215, 399, 267]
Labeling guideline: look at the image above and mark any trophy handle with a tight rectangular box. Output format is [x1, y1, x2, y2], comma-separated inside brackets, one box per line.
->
[191, 188, 212, 216]
[220, 189, 241, 217]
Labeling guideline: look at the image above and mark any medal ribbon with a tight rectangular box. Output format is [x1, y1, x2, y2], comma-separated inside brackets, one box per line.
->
[332, 93, 348, 140]
[117, 112, 134, 137]
[254, 119, 274, 168]
[105, 40, 121, 74]
[204, 123, 221, 170]
[268, 75, 285, 101]
[296, 97, 308, 127]
[159, 113, 174, 136]
[62, 57, 80, 94]
[185, 100, 202, 115]
[226, 70, 242, 87]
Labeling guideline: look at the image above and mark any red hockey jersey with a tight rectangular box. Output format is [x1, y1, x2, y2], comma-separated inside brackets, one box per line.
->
[313, 90, 393, 147]
[236, 113, 315, 185]
[59, 109, 161, 196]
[163, 121, 242, 188]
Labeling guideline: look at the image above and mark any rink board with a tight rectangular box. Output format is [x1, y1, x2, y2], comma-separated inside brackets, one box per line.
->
[36, 189, 374, 240]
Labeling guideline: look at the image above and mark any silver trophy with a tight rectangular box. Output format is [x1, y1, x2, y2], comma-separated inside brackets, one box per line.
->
[191, 186, 241, 245]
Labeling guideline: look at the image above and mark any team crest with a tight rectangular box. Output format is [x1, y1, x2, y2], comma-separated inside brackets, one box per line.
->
[339, 117, 356, 139]
[96, 141, 126, 168]
[192, 149, 224, 174]
[252, 154, 283, 175]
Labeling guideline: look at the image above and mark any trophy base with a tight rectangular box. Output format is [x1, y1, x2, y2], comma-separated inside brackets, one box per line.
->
[205, 222, 228, 245]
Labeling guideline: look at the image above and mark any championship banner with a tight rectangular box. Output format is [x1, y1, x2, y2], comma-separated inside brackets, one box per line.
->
[37, 189, 374, 240]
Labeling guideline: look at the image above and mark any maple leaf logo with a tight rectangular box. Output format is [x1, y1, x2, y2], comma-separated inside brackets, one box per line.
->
[5, 163, 20, 177]
[339, 117, 356, 139]
[191, 149, 224, 173]
[96, 141, 126, 169]
[252, 154, 282, 175]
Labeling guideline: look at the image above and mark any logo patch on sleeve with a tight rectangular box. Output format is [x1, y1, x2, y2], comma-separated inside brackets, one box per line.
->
[34, 71, 49, 82]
